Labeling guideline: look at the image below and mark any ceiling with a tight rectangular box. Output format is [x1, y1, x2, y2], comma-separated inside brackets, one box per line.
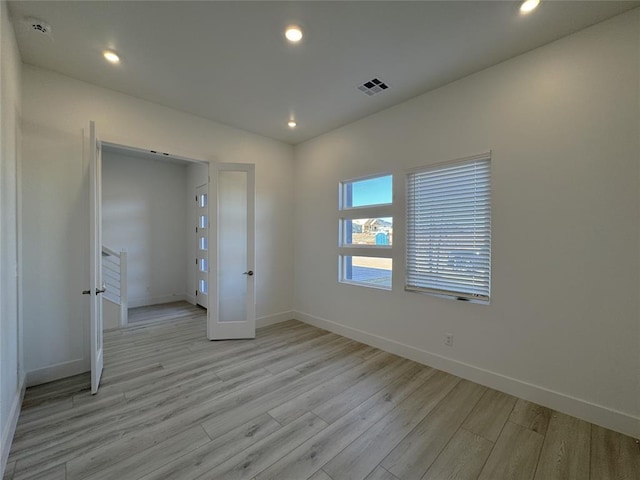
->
[9, 1, 639, 144]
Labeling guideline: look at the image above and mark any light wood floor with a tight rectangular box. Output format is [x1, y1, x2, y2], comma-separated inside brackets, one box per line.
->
[127, 301, 204, 325]
[5, 314, 639, 480]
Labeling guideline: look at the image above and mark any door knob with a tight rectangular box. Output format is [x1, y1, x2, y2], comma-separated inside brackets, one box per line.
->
[243, 270, 254, 276]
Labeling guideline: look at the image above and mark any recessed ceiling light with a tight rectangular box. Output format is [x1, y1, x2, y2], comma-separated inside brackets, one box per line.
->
[520, 0, 540, 13]
[288, 120, 297, 128]
[285, 26, 303, 43]
[103, 50, 120, 64]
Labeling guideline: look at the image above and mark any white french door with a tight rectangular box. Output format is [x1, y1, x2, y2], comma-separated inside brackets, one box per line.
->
[207, 163, 256, 340]
[195, 183, 209, 308]
[87, 121, 104, 394]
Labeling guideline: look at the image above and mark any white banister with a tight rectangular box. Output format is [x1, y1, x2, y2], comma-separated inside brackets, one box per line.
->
[119, 250, 128, 327]
[102, 245, 120, 257]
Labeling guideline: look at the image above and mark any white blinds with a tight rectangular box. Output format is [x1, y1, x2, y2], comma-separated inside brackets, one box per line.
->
[406, 155, 491, 301]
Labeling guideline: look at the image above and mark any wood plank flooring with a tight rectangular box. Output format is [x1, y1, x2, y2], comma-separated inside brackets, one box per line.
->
[6, 312, 640, 480]
[127, 301, 204, 324]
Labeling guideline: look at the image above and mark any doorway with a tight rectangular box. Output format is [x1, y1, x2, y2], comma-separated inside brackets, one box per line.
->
[101, 144, 203, 328]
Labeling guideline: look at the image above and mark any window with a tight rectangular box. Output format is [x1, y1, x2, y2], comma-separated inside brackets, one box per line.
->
[341, 219, 393, 246]
[341, 175, 392, 208]
[406, 154, 491, 302]
[339, 174, 393, 289]
[341, 256, 392, 288]
[200, 258, 208, 272]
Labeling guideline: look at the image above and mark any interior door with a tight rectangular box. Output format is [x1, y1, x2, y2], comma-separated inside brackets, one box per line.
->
[208, 163, 256, 339]
[195, 183, 209, 308]
[88, 121, 104, 393]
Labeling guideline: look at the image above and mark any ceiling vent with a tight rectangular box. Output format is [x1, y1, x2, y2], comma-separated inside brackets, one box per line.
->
[357, 78, 389, 96]
[24, 17, 52, 35]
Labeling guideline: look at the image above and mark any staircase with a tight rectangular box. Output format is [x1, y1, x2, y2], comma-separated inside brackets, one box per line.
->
[102, 245, 128, 329]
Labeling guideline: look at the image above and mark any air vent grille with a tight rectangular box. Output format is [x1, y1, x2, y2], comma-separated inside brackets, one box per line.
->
[24, 17, 52, 35]
[357, 78, 389, 96]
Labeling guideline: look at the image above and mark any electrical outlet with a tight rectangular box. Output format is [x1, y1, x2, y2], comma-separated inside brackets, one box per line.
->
[445, 333, 453, 347]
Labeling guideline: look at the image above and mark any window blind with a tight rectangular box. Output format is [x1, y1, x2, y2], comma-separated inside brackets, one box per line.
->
[406, 155, 491, 301]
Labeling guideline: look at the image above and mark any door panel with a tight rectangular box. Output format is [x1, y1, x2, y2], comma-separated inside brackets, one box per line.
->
[218, 171, 247, 322]
[89, 121, 104, 394]
[208, 163, 255, 339]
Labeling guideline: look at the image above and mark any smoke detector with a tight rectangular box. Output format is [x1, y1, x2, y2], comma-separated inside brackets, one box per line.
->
[24, 17, 52, 35]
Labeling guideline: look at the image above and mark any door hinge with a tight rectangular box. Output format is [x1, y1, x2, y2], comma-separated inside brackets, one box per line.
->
[196, 195, 198, 202]
[196, 258, 198, 265]
[195, 290, 198, 296]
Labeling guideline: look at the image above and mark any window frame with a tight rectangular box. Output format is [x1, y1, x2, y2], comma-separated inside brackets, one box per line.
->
[405, 153, 491, 303]
[338, 173, 394, 290]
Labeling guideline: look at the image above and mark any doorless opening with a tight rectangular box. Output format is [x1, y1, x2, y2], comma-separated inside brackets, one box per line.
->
[101, 142, 208, 329]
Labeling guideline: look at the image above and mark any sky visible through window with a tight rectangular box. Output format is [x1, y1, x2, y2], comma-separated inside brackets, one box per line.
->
[350, 175, 392, 207]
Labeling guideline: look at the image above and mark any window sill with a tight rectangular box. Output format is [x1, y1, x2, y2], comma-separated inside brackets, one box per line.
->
[404, 287, 490, 305]
[340, 280, 392, 291]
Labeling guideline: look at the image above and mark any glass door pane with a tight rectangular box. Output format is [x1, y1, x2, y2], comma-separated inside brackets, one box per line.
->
[218, 170, 247, 322]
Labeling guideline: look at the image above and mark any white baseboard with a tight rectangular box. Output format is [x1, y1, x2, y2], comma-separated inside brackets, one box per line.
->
[293, 310, 640, 439]
[129, 294, 188, 309]
[257, 310, 293, 328]
[25, 358, 88, 387]
[1, 375, 25, 477]
[185, 294, 196, 305]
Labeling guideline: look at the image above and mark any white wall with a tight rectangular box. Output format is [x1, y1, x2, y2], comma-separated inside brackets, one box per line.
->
[102, 151, 188, 308]
[21, 65, 295, 384]
[293, 10, 640, 437]
[186, 162, 209, 304]
[0, 0, 23, 474]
